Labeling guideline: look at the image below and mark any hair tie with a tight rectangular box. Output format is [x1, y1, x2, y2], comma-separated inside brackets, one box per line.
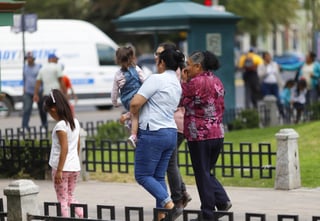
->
[50, 91, 56, 103]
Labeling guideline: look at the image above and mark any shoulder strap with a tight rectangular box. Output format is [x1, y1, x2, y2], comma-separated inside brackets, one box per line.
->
[128, 66, 141, 83]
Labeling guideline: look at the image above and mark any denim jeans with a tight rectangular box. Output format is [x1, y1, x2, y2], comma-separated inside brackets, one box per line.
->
[22, 93, 47, 128]
[134, 127, 177, 208]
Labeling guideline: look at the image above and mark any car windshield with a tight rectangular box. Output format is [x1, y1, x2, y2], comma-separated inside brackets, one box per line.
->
[96, 44, 116, 66]
[137, 54, 157, 73]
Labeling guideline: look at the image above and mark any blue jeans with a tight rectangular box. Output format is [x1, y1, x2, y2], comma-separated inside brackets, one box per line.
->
[261, 82, 279, 98]
[22, 93, 47, 128]
[134, 127, 177, 208]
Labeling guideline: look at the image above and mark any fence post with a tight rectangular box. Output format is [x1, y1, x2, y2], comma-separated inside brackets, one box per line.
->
[3, 179, 40, 221]
[263, 95, 278, 126]
[274, 128, 301, 190]
[80, 128, 89, 181]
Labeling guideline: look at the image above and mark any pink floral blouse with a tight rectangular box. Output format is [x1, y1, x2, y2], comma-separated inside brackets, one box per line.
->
[181, 71, 225, 141]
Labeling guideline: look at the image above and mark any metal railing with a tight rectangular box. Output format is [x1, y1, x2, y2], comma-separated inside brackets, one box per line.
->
[0, 138, 276, 180]
[24, 201, 320, 221]
[1, 198, 319, 221]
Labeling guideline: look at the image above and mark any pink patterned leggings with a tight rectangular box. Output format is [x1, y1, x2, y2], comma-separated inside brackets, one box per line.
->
[52, 170, 83, 218]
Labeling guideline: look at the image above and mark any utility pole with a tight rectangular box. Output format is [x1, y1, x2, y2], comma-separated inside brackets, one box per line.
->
[21, 7, 26, 68]
[311, 0, 318, 52]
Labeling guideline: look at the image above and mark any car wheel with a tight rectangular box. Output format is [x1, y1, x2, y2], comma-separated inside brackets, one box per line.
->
[96, 105, 113, 110]
[0, 96, 13, 117]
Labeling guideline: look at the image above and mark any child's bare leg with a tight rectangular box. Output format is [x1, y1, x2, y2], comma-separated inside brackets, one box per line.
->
[130, 113, 138, 137]
[127, 112, 138, 148]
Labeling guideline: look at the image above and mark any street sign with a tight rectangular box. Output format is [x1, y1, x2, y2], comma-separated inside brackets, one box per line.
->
[11, 13, 37, 33]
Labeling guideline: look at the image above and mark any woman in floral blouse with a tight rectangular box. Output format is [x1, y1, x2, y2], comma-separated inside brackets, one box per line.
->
[181, 50, 231, 221]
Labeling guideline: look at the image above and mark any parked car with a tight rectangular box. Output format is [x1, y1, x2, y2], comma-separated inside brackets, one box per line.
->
[273, 51, 304, 65]
[137, 54, 156, 75]
[0, 19, 120, 116]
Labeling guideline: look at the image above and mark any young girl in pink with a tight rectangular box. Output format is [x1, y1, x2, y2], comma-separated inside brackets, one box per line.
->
[43, 89, 83, 218]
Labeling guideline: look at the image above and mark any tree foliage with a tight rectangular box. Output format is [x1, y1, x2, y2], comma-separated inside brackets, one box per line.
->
[23, 0, 90, 19]
[224, 0, 301, 37]
[22, 0, 162, 48]
[21, 0, 302, 47]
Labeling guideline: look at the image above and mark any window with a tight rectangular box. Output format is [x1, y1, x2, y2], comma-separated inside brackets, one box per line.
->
[96, 44, 116, 65]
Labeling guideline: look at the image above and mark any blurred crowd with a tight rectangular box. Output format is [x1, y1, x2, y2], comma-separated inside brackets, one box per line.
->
[237, 49, 320, 124]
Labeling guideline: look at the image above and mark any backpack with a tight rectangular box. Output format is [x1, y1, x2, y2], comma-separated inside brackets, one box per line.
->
[244, 55, 256, 71]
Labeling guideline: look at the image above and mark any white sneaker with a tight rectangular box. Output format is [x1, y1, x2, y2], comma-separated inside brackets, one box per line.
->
[127, 135, 137, 148]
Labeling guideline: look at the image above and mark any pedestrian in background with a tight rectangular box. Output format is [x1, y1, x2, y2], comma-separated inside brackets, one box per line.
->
[237, 48, 264, 109]
[258, 51, 283, 98]
[298, 52, 320, 104]
[279, 79, 295, 124]
[181, 50, 231, 221]
[33, 53, 66, 128]
[291, 78, 308, 124]
[257, 51, 284, 118]
[154, 42, 192, 209]
[43, 89, 83, 218]
[21, 52, 46, 129]
[281, 51, 320, 105]
[112, 46, 145, 148]
[130, 48, 185, 221]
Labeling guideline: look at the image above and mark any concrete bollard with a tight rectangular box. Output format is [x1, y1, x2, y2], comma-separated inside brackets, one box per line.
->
[274, 128, 301, 190]
[3, 179, 40, 221]
[263, 95, 278, 127]
[80, 128, 89, 181]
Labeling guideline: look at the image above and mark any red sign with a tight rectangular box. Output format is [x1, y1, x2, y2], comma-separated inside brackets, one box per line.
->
[204, 0, 212, 6]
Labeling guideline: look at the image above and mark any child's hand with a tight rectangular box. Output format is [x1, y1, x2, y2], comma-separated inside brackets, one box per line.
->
[120, 112, 131, 124]
[54, 171, 63, 184]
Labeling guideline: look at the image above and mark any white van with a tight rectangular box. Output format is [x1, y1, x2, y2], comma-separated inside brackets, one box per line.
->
[0, 19, 119, 116]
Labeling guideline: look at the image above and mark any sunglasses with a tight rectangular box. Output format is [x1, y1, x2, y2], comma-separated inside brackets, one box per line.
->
[154, 52, 161, 58]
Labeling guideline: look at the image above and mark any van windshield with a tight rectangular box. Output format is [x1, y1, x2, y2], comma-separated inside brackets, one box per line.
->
[96, 43, 116, 66]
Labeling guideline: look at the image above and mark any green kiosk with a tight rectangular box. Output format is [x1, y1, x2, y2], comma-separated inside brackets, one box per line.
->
[114, 0, 240, 112]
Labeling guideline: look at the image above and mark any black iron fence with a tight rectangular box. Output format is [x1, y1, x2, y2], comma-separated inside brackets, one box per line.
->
[0, 198, 6, 221]
[0, 139, 51, 179]
[0, 200, 315, 221]
[223, 106, 271, 127]
[0, 137, 276, 179]
[84, 140, 276, 179]
[0, 120, 112, 141]
[0, 109, 281, 180]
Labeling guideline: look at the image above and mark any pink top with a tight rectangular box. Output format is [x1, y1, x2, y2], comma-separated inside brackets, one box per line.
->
[181, 71, 225, 141]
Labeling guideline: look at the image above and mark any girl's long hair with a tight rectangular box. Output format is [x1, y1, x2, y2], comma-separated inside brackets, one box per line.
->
[43, 89, 75, 130]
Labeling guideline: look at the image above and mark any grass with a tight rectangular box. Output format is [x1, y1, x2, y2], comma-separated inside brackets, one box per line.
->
[223, 121, 320, 188]
[89, 121, 320, 188]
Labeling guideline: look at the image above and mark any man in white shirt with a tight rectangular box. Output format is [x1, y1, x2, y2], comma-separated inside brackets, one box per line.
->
[33, 53, 66, 127]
